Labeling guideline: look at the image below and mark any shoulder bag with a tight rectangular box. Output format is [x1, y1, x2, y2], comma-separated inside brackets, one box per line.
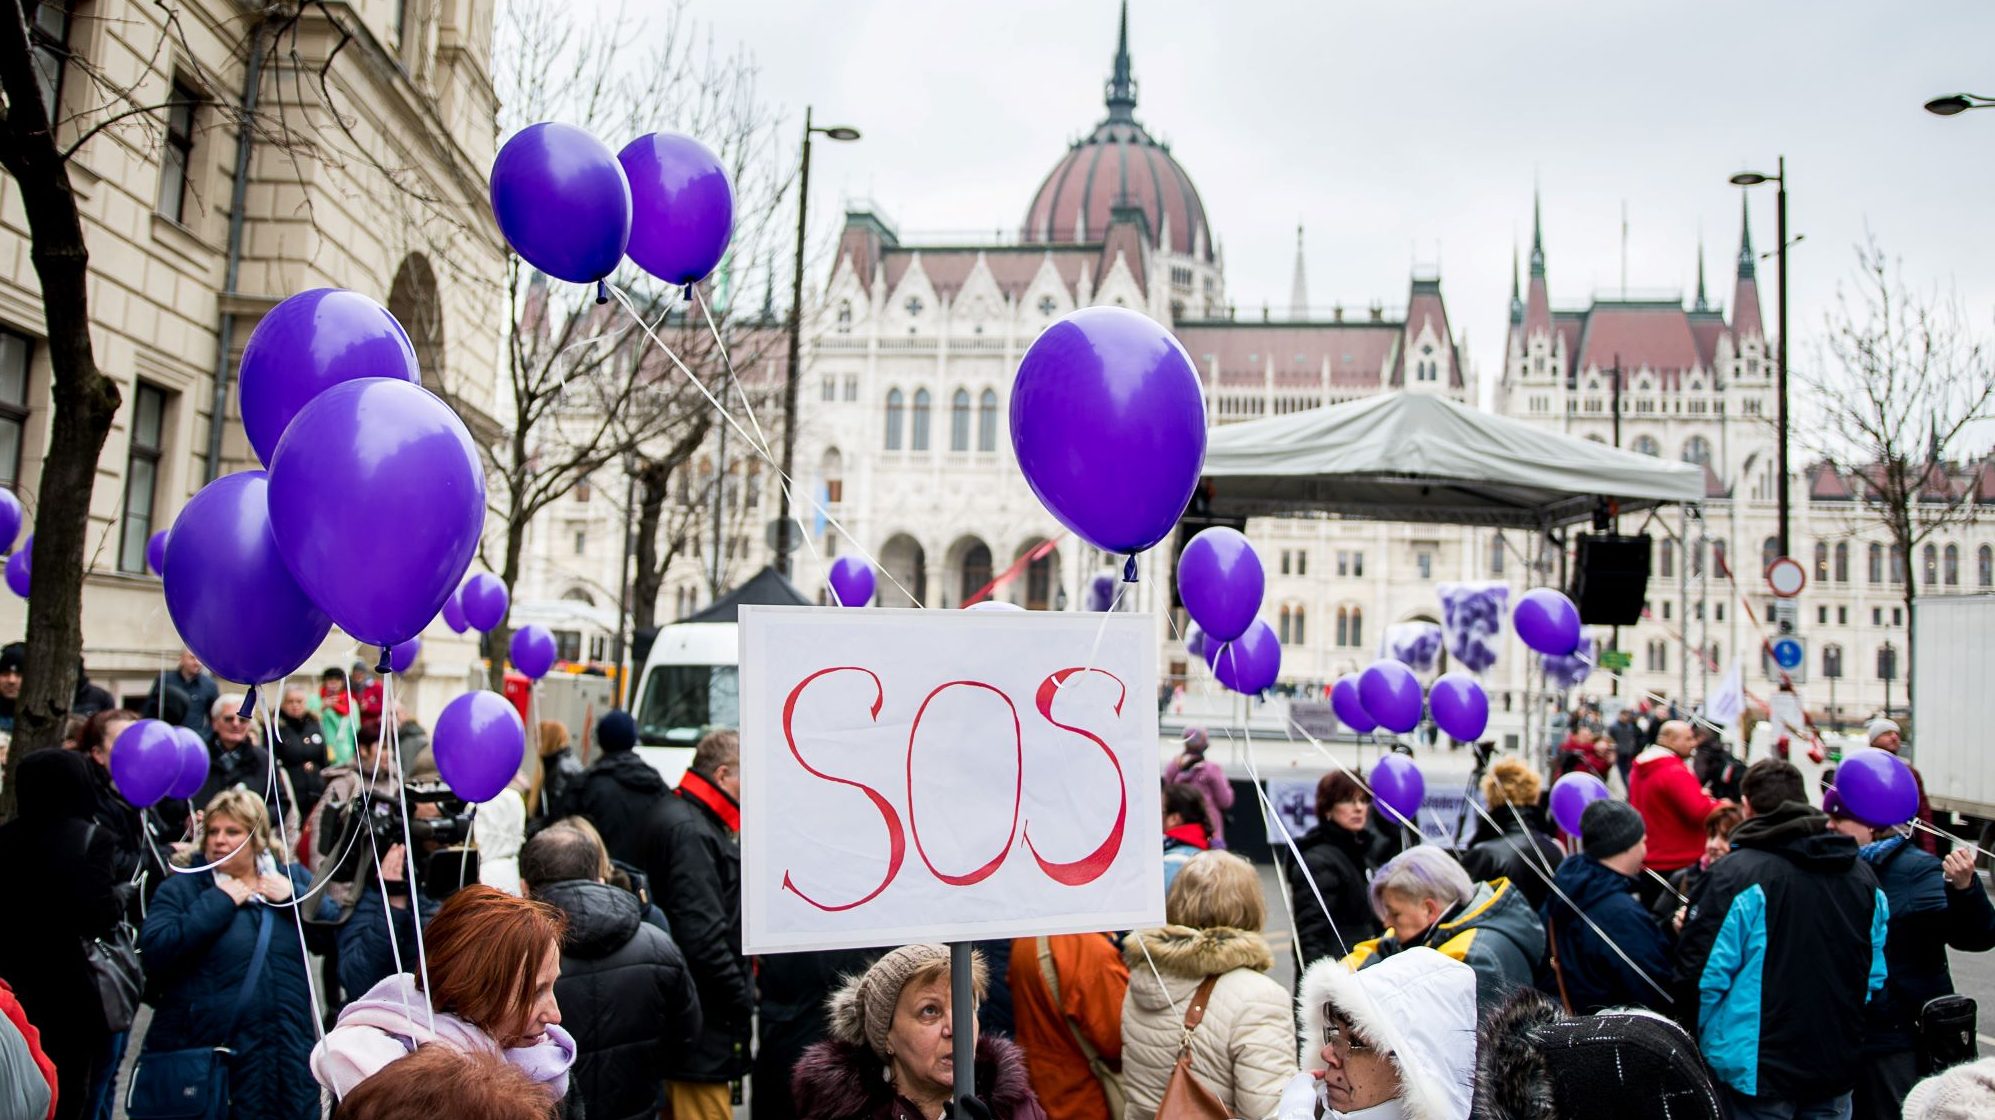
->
[127, 898, 274, 1120]
[1035, 936, 1126, 1117]
[80, 823, 145, 1033]
[1156, 974, 1228, 1120]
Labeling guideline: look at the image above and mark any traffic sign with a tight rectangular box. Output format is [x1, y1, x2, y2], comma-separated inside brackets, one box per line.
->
[1766, 556, 1807, 598]
[1599, 649, 1633, 672]
[1772, 599, 1799, 636]
[1770, 636, 1805, 671]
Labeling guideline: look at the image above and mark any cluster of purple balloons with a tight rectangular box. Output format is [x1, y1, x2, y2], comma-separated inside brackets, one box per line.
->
[491, 123, 734, 292]
[1012, 307, 1207, 563]
[0, 490, 24, 598]
[157, 288, 485, 694]
[441, 572, 511, 636]
[829, 556, 875, 608]
[108, 719, 211, 809]
[1330, 662, 1491, 742]
[1177, 527, 1279, 696]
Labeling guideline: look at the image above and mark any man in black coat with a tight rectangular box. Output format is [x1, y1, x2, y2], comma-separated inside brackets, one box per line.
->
[140, 649, 221, 738]
[577, 710, 666, 864]
[523, 825, 701, 1120]
[638, 728, 749, 1120]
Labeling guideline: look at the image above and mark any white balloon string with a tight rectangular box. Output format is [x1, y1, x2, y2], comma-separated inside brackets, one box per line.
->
[252, 683, 329, 1049]
[1127, 930, 1183, 1026]
[603, 282, 925, 609]
[1060, 580, 1130, 692]
[382, 671, 438, 1036]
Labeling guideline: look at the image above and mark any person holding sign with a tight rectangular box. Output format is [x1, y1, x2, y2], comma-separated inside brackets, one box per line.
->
[790, 943, 1047, 1120]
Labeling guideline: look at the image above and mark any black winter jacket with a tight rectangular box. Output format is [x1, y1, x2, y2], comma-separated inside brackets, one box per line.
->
[0, 752, 126, 1073]
[578, 750, 667, 864]
[537, 879, 702, 1120]
[535, 747, 587, 823]
[1278, 819, 1380, 967]
[752, 947, 885, 1120]
[638, 774, 750, 1082]
[1541, 853, 1675, 1014]
[139, 865, 328, 1120]
[1858, 835, 1995, 1053]
[273, 712, 329, 812]
[1460, 805, 1566, 910]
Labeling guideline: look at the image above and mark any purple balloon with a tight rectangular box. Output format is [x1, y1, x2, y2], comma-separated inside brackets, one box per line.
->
[1358, 659, 1423, 734]
[1836, 747, 1920, 827]
[0, 488, 20, 554]
[268, 379, 484, 648]
[4, 543, 27, 599]
[1515, 587, 1582, 656]
[441, 589, 468, 634]
[1370, 754, 1425, 826]
[389, 638, 421, 675]
[1176, 527, 1264, 643]
[110, 719, 181, 809]
[1184, 624, 1208, 661]
[460, 572, 510, 632]
[828, 556, 875, 608]
[618, 132, 735, 287]
[1085, 573, 1119, 612]
[491, 123, 632, 285]
[1428, 672, 1490, 742]
[1331, 674, 1378, 734]
[1211, 619, 1281, 695]
[510, 624, 557, 679]
[1549, 772, 1611, 837]
[238, 289, 421, 467]
[145, 529, 169, 576]
[167, 726, 209, 800]
[432, 690, 526, 804]
[1011, 306, 1207, 556]
[164, 474, 331, 684]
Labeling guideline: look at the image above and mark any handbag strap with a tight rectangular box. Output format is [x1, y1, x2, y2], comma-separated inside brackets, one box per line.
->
[1177, 975, 1220, 1055]
[219, 893, 276, 1044]
[1037, 937, 1112, 1070]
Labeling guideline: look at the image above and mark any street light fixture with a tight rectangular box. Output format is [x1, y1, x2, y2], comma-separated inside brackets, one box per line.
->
[1729, 157, 1791, 559]
[777, 108, 861, 578]
[1924, 93, 1995, 116]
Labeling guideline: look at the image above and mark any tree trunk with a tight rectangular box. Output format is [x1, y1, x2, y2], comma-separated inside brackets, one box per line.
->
[488, 513, 528, 694]
[631, 461, 672, 633]
[0, 0, 125, 817]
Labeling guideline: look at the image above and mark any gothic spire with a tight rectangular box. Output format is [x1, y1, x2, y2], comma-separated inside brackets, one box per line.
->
[1510, 241, 1523, 324]
[1105, 0, 1138, 119]
[1529, 186, 1545, 277]
[1694, 239, 1709, 312]
[1289, 223, 1309, 319]
[1737, 194, 1756, 280]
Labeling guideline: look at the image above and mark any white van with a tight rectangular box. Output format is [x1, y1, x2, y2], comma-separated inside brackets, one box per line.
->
[628, 566, 809, 783]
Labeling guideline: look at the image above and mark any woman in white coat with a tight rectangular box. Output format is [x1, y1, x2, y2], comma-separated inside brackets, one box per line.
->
[1122, 850, 1298, 1120]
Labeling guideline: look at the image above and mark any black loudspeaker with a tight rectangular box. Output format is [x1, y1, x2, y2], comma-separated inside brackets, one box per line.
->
[1571, 533, 1652, 625]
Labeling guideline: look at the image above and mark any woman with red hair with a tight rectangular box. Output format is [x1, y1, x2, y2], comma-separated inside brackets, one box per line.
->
[311, 885, 576, 1100]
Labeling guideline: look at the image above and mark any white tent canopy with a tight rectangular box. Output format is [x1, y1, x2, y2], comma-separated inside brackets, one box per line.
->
[1198, 392, 1705, 529]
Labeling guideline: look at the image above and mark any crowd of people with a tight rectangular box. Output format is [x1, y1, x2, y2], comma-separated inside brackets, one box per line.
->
[3, 651, 1995, 1120]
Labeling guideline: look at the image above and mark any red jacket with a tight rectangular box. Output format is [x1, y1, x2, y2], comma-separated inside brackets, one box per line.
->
[1009, 934, 1128, 1120]
[1627, 746, 1719, 872]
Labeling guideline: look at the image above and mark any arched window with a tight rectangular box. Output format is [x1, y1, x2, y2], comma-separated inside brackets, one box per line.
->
[1660, 539, 1674, 579]
[1868, 542, 1884, 584]
[1890, 544, 1905, 584]
[1334, 605, 1363, 648]
[1822, 644, 1843, 680]
[1945, 543, 1960, 586]
[1762, 536, 1780, 575]
[950, 389, 971, 451]
[1488, 532, 1505, 575]
[1981, 544, 1993, 588]
[1632, 435, 1659, 457]
[1290, 605, 1306, 644]
[1923, 543, 1939, 586]
[977, 389, 999, 452]
[1813, 542, 1829, 581]
[884, 389, 904, 450]
[911, 389, 932, 451]
[820, 448, 844, 505]
[1279, 605, 1293, 644]
[1712, 539, 1729, 577]
[1682, 436, 1711, 466]
[960, 541, 992, 605]
[1834, 541, 1850, 583]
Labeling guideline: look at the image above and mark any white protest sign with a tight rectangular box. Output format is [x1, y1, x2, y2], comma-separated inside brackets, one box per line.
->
[741, 605, 1163, 954]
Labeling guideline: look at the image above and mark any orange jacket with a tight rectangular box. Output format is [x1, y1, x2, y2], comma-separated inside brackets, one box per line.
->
[1008, 934, 1129, 1120]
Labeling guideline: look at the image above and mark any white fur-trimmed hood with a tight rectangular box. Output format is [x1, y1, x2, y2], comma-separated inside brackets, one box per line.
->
[1297, 948, 1477, 1120]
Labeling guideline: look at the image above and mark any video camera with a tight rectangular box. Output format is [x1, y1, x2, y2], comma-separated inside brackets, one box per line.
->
[312, 781, 480, 914]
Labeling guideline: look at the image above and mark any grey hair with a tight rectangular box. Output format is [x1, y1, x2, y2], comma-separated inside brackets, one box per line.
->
[1368, 845, 1474, 923]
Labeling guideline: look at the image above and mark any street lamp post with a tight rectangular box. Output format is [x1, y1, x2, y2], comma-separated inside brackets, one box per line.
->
[1730, 159, 1790, 557]
[777, 107, 860, 578]
[1924, 93, 1995, 116]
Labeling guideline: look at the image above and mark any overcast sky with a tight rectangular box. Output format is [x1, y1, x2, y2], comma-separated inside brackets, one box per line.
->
[667, 1, 1994, 433]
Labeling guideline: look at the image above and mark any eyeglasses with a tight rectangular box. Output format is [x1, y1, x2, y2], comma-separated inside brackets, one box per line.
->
[1322, 1007, 1372, 1054]
[217, 714, 250, 726]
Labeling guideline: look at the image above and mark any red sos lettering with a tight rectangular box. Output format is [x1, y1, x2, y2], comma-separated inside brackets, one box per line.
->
[780, 666, 1128, 911]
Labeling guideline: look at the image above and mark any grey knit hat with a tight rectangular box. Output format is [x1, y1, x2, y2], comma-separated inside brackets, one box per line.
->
[1581, 799, 1646, 861]
[826, 944, 986, 1059]
[1903, 1057, 1995, 1120]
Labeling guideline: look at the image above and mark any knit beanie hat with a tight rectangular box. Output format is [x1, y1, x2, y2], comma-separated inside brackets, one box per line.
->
[826, 944, 986, 1059]
[596, 710, 637, 753]
[1580, 799, 1645, 861]
[1903, 1057, 1995, 1120]
[1867, 717, 1901, 746]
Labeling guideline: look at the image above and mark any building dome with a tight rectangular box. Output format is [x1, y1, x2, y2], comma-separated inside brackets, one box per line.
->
[1020, 5, 1212, 263]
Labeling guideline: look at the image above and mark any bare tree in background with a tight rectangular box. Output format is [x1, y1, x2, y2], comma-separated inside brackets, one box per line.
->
[482, 0, 789, 686]
[1806, 239, 1995, 717]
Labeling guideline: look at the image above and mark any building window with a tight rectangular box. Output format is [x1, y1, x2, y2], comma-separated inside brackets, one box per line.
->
[1297, 551, 1307, 576]
[1945, 543, 1960, 586]
[1834, 541, 1849, 583]
[1712, 539, 1728, 577]
[1336, 551, 1348, 577]
[1646, 640, 1666, 672]
[118, 383, 168, 574]
[1632, 435, 1659, 456]
[949, 389, 971, 451]
[1893, 607, 1903, 626]
[1837, 606, 1847, 625]
[1869, 542, 1884, 585]
[1762, 536, 1780, 575]
[1872, 606, 1883, 627]
[1890, 544, 1905, 585]
[1823, 644, 1842, 679]
[1923, 543, 1939, 586]
[884, 389, 903, 450]
[1279, 605, 1293, 644]
[1280, 550, 1291, 576]
[1335, 605, 1363, 648]
[960, 542, 992, 604]
[843, 375, 858, 401]
[911, 388, 931, 451]
[0, 329, 30, 491]
[1488, 532, 1505, 575]
[821, 448, 843, 505]
[1660, 538, 1674, 579]
[1813, 542, 1828, 581]
[821, 377, 836, 402]
[1716, 602, 1725, 622]
[156, 82, 200, 223]
[977, 389, 998, 451]
[1817, 606, 1828, 626]
[572, 529, 586, 556]
[836, 301, 852, 333]
[29, 0, 71, 116]
[1981, 544, 1993, 588]
[1415, 550, 1433, 580]
[1682, 435, 1711, 466]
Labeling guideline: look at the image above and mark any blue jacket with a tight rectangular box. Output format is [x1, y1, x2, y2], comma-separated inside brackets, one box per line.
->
[323, 883, 433, 1005]
[1859, 836, 1995, 1052]
[1541, 853, 1675, 1015]
[1674, 804, 1887, 1101]
[139, 865, 328, 1120]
